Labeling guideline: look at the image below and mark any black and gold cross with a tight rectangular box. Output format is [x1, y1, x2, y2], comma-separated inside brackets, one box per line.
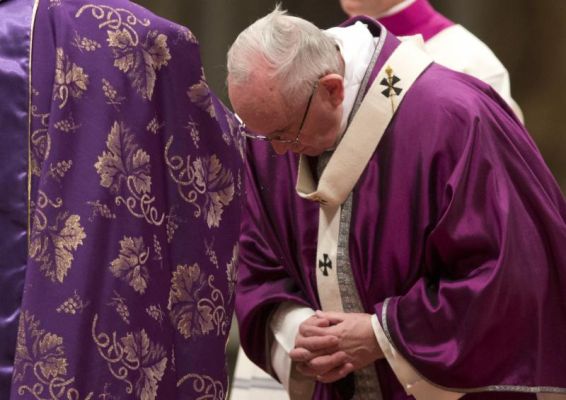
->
[380, 66, 403, 112]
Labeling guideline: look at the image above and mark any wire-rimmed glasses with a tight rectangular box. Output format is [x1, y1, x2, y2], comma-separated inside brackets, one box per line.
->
[239, 81, 319, 144]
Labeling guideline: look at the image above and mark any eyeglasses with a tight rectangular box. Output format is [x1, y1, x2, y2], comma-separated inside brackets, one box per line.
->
[240, 81, 319, 144]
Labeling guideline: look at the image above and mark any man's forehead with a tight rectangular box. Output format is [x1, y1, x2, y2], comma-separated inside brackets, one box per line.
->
[228, 77, 290, 131]
[231, 72, 282, 103]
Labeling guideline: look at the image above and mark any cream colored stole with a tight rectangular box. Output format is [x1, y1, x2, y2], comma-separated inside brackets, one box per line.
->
[296, 39, 432, 399]
[297, 39, 432, 310]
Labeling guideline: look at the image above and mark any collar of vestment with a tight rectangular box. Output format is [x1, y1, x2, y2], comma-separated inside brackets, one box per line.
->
[295, 33, 432, 208]
[325, 21, 378, 136]
[378, 0, 417, 18]
[378, 0, 453, 41]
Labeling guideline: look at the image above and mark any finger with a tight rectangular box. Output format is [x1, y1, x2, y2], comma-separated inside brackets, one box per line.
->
[295, 335, 339, 352]
[299, 318, 330, 336]
[315, 310, 345, 324]
[289, 347, 337, 363]
[307, 351, 351, 375]
[290, 347, 316, 363]
[298, 322, 333, 338]
[316, 362, 355, 384]
[298, 325, 342, 344]
[293, 351, 350, 376]
[294, 363, 319, 378]
[303, 316, 331, 328]
[290, 344, 338, 363]
[314, 317, 331, 327]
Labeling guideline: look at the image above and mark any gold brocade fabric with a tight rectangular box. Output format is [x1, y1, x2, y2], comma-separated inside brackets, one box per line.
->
[10, 0, 244, 398]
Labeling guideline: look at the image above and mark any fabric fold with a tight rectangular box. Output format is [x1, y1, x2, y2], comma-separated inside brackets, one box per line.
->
[0, 0, 35, 394]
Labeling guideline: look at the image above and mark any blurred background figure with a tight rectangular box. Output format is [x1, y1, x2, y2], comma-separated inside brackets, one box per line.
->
[0, 0, 243, 398]
[340, 0, 523, 121]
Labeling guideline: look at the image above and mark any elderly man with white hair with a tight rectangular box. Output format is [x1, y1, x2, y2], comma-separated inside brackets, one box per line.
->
[228, 6, 566, 400]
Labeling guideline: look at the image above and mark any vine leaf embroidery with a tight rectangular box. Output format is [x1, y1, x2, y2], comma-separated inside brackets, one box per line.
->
[177, 373, 225, 400]
[168, 264, 211, 340]
[76, 5, 171, 100]
[168, 263, 228, 340]
[165, 139, 235, 228]
[109, 29, 171, 100]
[95, 121, 164, 225]
[121, 331, 168, 399]
[29, 192, 87, 283]
[95, 121, 151, 195]
[13, 311, 93, 398]
[53, 214, 88, 282]
[187, 76, 216, 119]
[92, 315, 167, 400]
[194, 155, 235, 228]
[110, 236, 150, 294]
[30, 106, 50, 177]
[53, 47, 89, 109]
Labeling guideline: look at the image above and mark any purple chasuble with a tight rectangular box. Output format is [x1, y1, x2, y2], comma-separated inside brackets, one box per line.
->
[377, 0, 453, 41]
[236, 19, 566, 400]
[1, 0, 244, 398]
[0, 0, 34, 394]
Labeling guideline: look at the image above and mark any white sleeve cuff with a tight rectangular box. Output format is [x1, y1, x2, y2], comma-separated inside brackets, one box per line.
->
[371, 314, 464, 400]
[269, 302, 316, 399]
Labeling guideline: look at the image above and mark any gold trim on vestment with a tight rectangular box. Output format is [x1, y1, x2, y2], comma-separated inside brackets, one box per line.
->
[27, 0, 41, 252]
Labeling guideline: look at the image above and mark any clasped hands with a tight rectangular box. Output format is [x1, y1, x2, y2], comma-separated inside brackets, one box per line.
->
[289, 310, 384, 383]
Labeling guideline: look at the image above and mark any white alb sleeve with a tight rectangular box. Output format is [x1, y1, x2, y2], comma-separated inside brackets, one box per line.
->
[270, 302, 316, 399]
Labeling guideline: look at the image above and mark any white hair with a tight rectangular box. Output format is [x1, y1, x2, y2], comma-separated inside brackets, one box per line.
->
[227, 5, 343, 100]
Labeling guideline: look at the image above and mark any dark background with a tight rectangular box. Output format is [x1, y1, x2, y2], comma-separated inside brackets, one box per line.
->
[133, 0, 566, 191]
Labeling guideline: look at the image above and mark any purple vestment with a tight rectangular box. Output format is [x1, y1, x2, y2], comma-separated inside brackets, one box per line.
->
[236, 18, 566, 400]
[1, 0, 244, 398]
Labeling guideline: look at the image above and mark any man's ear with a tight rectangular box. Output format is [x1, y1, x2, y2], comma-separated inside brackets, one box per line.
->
[319, 74, 344, 108]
